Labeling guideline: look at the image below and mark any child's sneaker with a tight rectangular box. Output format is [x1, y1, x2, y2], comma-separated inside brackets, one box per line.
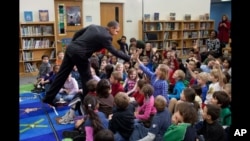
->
[56, 111, 74, 124]
[56, 117, 74, 124]
[56, 98, 68, 106]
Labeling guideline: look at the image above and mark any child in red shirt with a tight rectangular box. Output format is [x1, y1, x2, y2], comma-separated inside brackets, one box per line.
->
[109, 71, 124, 97]
[129, 79, 147, 107]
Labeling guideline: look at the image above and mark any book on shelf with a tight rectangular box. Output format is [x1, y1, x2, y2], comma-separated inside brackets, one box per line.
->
[50, 50, 55, 59]
[144, 14, 150, 21]
[147, 33, 158, 40]
[154, 13, 159, 20]
[39, 10, 49, 22]
[169, 12, 176, 20]
[199, 15, 205, 20]
[24, 11, 33, 22]
[174, 23, 179, 30]
[184, 14, 191, 20]
[172, 32, 178, 39]
[157, 23, 162, 30]
[204, 13, 209, 20]
[42, 25, 53, 35]
[25, 63, 36, 72]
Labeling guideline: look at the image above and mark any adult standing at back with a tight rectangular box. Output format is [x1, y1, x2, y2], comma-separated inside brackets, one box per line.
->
[218, 14, 231, 46]
[43, 21, 137, 106]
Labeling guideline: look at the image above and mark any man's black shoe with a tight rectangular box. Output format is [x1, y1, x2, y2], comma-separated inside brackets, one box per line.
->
[42, 98, 56, 107]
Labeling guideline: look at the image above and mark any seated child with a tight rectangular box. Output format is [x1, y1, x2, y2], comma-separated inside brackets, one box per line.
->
[196, 104, 226, 141]
[123, 68, 139, 93]
[56, 79, 98, 124]
[55, 51, 64, 65]
[110, 71, 124, 97]
[168, 87, 202, 123]
[191, 84, 203, 110]
[94, 129, 114, 141]
[53, 73, 79, 104]
[109, 92, 135, 141]
[211, 91, 231, 127]
[135, 84, 157, 128]
[168, 69, 186, 100]
[33, 55, 52, 92]
[96, 79, 114, 118]
[128, 79, 147, 107]
[62, 95, 109, 140]
[32, 64, 60, 93]
[130, 95, 172, 141]
[163, 102, 198, 141]
[114, 63, 127, 82]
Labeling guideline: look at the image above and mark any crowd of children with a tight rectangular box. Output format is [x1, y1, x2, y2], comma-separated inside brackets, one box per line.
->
[33, 33, 231, 140]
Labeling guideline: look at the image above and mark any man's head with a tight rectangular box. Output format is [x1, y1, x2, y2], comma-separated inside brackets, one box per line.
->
[107, 21, 120, 36]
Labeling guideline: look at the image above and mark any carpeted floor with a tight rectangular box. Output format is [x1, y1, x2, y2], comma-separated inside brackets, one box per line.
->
[20, 84, 34, 93]
[19, 92, 74, 141]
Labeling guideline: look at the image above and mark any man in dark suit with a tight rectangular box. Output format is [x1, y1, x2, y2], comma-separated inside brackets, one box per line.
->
[43, 21, 136, 106]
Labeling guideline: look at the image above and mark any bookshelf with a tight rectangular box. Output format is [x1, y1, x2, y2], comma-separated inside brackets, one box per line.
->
[19, 22, 57, 77]
[139, 20, 214, 58]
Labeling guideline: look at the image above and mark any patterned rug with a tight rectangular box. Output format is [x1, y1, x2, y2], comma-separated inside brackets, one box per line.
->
[19, 84, 34, 93]
[19, 92, 75, 141]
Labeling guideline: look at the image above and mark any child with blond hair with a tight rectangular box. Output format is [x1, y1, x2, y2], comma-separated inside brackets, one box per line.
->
[123, 68, 139, 93]
[168, 69, 186, 100]
[196, 72, 209, 105]
[55, 51, 64, 65]
[136, 54, 169, 103]
[205, 61, 224, 105]
[109, 71, 124, 97]
[114, 62, 127, 82]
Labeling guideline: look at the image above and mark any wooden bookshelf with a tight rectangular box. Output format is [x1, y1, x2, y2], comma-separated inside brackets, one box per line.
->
[139, 20, 214, 58]
[19, 22, 57, 77]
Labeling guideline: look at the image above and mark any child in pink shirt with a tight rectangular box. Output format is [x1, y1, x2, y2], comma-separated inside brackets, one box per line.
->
[135, 84, 157, 127]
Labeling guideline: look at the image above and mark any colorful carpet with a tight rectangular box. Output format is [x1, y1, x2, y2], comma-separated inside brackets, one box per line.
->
[19, 84, 34, 93]
[19, 92, 75, 141]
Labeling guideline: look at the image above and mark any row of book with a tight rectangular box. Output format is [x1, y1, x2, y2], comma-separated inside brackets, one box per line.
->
[22, 38, 55, 49]
[21, 50, 55, 61]
[20, 25, 54, 36]
[24, 63, 38, 72]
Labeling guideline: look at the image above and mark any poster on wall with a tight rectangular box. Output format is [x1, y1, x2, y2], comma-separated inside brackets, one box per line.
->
[66, 6, 81, 26]
[24, 11, 33, 22]
[39, 10, 49, 22]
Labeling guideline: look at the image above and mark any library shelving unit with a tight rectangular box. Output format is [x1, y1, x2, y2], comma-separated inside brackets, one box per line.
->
[19, 22, 57, 77]
[139, 20, 214, 58]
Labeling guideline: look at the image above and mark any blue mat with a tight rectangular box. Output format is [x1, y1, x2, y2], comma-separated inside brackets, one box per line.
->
[19, 92, 75, 141]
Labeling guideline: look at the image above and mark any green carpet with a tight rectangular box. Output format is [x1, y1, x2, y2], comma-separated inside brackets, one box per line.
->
[20, 84, 34, 93]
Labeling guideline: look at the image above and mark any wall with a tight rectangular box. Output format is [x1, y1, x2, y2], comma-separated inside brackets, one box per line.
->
[210, 2, 231, 32]
[20, 0, 211, 40]
[20, 0, 55, 22]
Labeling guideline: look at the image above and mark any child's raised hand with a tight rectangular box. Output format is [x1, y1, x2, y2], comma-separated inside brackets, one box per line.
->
[171, 112, 181, 125]
[108, 114, 113, 120]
